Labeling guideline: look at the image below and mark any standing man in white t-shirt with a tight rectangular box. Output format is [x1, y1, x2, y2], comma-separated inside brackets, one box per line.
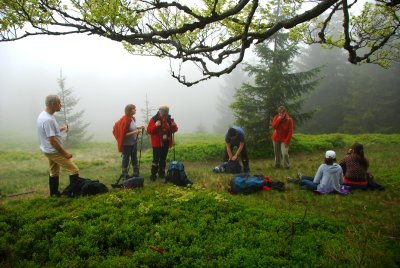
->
[36, 95, 80, 196]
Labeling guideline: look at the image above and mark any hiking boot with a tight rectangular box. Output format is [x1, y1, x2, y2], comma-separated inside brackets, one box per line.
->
[150, 174, 157, 181]
[132, 167, 140, 178]
[49, 176, 61, 197]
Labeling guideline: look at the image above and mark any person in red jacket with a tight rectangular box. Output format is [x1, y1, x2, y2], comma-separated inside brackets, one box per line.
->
[271, 106, 294, 169]
[147, 105, 178, 180]
[113, 104, 144, 178]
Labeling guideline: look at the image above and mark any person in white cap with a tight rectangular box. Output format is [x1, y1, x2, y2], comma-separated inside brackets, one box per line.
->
[287, 150, 348, 194]
[146, 105, 178, 180]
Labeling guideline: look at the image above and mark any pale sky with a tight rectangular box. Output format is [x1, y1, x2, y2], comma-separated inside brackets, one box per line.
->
[0, 34, 240, 140]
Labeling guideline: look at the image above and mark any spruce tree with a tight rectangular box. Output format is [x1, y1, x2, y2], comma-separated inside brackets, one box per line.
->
[54, 71, 92, 147]
[231, 32, 320, 153]
[140, 93, 155, 150]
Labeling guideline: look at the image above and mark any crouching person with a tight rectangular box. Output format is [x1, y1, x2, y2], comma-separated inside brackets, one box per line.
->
[37, 95, 80, 197]
[287, 150, 348, 194]
[224, 126, 250, 173]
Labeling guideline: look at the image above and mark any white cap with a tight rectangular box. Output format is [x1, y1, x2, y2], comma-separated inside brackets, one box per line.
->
[325, 150, 336, 159]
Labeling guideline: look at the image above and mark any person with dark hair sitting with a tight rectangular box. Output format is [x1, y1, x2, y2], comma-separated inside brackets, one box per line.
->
[224, 126, 250, 173]
[339, 143, 384, 190]
[287, 150, 349, 194]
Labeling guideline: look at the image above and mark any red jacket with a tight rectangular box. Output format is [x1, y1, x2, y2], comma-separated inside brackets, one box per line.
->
[147, 113, 178, 148]
[113, 115, 133, 152]
[271, 113, 294, 145]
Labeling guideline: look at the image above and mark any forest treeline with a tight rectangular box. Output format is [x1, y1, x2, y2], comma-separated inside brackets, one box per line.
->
[214, 46, 400, 135]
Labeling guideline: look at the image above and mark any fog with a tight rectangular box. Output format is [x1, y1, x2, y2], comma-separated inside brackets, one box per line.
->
[0, 34, 237, 141]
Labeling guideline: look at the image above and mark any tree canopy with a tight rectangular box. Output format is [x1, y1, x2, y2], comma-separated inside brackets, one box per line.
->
[1, 0, 399, 86]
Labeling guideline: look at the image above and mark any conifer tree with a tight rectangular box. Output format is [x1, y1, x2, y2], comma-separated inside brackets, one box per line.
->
[140, 93, 155, 150]
[54, 71, 92, 147]
[231, 32, 320, 153]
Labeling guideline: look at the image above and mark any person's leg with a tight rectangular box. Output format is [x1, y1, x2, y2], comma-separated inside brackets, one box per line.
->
[367, 178, 385, 190]
[281, 143, 290, 169]
[158, 146, 169, 178]
[240, 144, 250, 173]
[273, 140, 282, 168]
[130, 143, 139, 176]
[121, 145, 132, 178]
[151, 147, 160, 180]
[287, 175, 313, 184]
[344, 183, 368, 190]
[45, 153, 80, 187]
[299, 179, 318, 191]
[46, 157, 61, 197]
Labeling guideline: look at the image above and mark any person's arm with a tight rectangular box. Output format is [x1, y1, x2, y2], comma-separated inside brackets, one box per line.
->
[48, 136, 72, 159]
[170, 119, 178, 133]
[147, 119, 159, 135]
[284, 117, 294, 146]
[226, 143, 233, 160]
[232, 142, 244, 161]
[271, 115, 281, 129]
[313, 165, 323, 184]
[339, 168, 344, 185]
[125, 128, 142, 136]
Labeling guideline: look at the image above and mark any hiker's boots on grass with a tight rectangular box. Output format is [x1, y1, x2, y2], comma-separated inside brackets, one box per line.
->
[49, 176, 61, 197]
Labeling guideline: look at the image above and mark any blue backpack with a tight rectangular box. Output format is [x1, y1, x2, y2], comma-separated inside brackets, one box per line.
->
[229, 174, 267, 195]
[165, 161, 193, 187]
[229, 174, 285, 194]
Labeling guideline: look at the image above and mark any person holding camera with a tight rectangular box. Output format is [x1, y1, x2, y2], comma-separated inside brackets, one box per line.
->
[271, 105, 294, 169]
[146, 105, 178, 180]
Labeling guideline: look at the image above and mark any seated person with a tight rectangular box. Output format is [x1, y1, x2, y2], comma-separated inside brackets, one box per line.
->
[339, 143, 384, 190]
[287, 150, 348, 194]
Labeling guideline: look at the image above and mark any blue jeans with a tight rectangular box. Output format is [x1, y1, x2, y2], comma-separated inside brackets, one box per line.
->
[299, 176, 318, 191]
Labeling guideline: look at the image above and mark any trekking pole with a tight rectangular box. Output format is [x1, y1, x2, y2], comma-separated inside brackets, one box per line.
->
[173, 132, 176, 161]
[138, 128, 144, 170]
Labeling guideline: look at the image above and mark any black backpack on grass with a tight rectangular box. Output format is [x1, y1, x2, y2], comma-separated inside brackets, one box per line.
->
[213, 160, 242, 174]
[165, 161, 193, 187]
[62, 177, 108, 197]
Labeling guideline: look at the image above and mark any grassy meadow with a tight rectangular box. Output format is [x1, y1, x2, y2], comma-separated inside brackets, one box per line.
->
[0, 133, 399, 267]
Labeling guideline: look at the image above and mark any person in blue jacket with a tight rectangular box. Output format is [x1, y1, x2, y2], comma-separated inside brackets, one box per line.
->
[224, 126, 250, 173]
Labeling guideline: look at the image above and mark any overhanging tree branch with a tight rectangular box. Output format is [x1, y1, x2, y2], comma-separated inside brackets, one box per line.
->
[1, 0, 399, 86]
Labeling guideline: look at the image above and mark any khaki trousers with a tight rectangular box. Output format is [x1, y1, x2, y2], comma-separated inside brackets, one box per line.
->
[272, 140, 290, 168]
[44, 153, 79, 177]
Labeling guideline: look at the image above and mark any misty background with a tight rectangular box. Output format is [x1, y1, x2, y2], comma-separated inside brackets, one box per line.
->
[0, 34, 240, 141]
[1, 33, 399, 144]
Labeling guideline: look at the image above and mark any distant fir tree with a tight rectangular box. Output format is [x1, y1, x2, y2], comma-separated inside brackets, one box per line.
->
[54, 71, 92, 147]
[140, 93, 155, 150]
[231, 32, 320, 152]
[213, 65, 247, 133]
